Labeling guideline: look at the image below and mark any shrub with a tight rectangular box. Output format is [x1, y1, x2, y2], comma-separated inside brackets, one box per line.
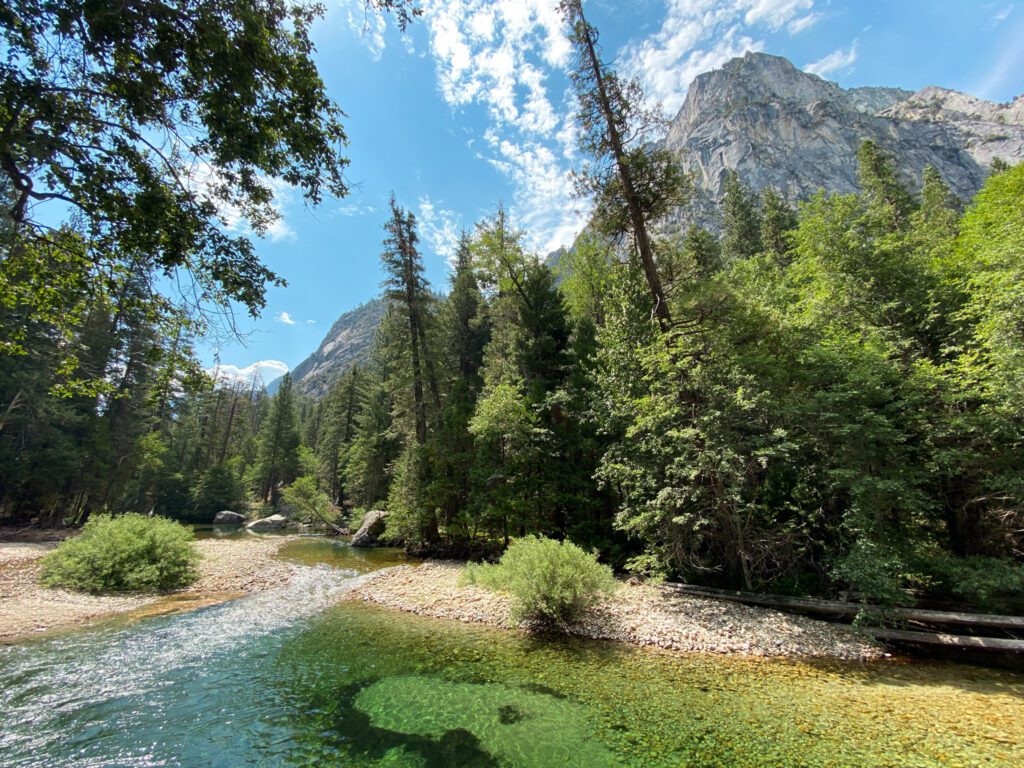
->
[40, 513, 199, 594]
[916, 553, 1024, 613]
[192, 464, 244, 522]
[461, 535, 616, 626]
[281, 475, 341, 529]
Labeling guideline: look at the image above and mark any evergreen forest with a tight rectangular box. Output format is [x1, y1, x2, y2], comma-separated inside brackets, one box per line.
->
[2, 0, 1023, 613]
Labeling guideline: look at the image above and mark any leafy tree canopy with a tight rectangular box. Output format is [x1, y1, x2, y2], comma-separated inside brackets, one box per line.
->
[0, 0, 411, 317]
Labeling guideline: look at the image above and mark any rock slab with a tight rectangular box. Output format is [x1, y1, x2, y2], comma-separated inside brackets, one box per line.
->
[661, 52, 1024, 234]
[351, 510, 388, 547]
[213, 511, 246, 525]
[246, 514, 288, 531]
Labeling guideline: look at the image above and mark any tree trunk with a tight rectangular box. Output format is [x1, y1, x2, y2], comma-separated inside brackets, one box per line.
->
[573, 1, 671, 331]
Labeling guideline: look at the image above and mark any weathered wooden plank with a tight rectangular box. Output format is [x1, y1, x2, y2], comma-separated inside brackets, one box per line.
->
[659, 582, 1024, 631]
[868, 628, 1024, 652]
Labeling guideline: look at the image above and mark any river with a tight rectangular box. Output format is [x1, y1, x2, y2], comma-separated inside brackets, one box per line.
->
[0, 537, 1021, 767]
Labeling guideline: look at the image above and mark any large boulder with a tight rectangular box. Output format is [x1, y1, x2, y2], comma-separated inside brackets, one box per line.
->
[213, 510, 246, 525]
[246, 514, 288, 531]
[350, 510, 389, 547]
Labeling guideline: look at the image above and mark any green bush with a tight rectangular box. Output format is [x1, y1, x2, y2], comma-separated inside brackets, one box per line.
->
[192, 464, 244, 522]
[461, 535, 616, 626]
[281, 475, 340, 528]
[916, 553, 1024, 612]
[40, 513, 199, 594]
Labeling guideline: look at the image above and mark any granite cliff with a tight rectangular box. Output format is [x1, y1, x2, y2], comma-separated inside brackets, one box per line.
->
[286, 54, 1024, 398]
[663, 52, 1023, 230]
[268, 298, 387, 398]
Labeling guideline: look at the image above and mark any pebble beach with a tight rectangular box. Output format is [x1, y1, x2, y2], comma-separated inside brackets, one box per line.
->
[0, 536, 298, 641]
[345, 561, 884, 660]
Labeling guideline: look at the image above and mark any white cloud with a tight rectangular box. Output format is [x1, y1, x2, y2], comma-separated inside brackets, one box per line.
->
[306, 319, 317, 325]
[620, 0, 818, 116]
[743, 0, 813, 29]
[421, 0, 568, 136]
[338, 202, 378, 217]
[344, 1, 388, 60]
[805, 40, 859, 78]
[186, 160, 296, 242]
[275, 311, 297, 326]
[417, 196, 462, 266]
[481, 131, 588, 255]
[990, 4, 1014, 26]
[788, 12, 822, 35]
[207, 360, 289, 387]
[414, 0, 582, 253]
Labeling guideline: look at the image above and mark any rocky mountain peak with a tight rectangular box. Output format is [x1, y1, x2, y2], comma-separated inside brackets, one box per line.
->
[664, 52, 1022, 230]
[268, 297, 388, 398]
[295, 54, 1024, 398]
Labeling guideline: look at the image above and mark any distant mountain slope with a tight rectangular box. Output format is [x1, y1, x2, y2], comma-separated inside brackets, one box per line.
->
[269, 298, 387, 399]
[663, 52, 1023, 231]
[295, 54, 1024, 396]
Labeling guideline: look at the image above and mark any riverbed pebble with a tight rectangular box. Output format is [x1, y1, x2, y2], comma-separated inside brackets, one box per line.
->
[345, 562, 884, 661]
[0, 537, 298, 641]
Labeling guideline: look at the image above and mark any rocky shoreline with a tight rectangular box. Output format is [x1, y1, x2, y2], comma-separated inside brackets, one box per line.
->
[0, 536, 298, 641]
[3, 536, 884, 660]
[345, 562, 884, 661]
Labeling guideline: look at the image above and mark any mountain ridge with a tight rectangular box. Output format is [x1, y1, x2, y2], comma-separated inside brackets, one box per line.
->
[663, 52, 1022, 231]
[267, 297, 387, 398]
[281, 52, 1024, 399]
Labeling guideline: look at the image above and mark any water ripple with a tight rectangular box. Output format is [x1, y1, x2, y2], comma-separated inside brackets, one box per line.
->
[0, 565, 364, 767]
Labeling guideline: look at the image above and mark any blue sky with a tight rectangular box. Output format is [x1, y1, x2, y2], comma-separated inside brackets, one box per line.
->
[206, 0, 1024, 385]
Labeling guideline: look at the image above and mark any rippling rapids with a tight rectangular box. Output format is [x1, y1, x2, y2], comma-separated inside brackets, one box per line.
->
[1, 538, 1021, 767]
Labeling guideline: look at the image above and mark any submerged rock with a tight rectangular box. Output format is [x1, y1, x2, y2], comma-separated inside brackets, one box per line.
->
[354, 675, 614, 767]
[213, 511, 246, 525]
[245, 514, 288, 531]
[350, 510, 389, 547]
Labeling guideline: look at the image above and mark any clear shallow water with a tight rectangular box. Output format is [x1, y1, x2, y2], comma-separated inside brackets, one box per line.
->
[1, 540, 1022, 767]
[277, 538, 410, 573]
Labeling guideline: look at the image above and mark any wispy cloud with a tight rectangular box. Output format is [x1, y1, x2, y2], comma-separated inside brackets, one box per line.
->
[274, 311, 297, 326]
[186, 161, 296, 242]
[742, 0, 815, 29]
[989, 4, 1014, 28]
[343, 0, 388, 60]
[480, 129, 587, 255]
[338, 202, 378, 217]
[805, 39, 859, 78]
[621, 0, 817, 116]
[415, 0, 580, 253]
[417, 196, 462, 266]
[422, 0, 569, 130]
[788, 12, 822, 35]
[207, 360, 288, 387]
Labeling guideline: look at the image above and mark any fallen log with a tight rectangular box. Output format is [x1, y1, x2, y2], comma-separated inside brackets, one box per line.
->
[867, 628, 1024, 652]
[659, 582, 1024, 631]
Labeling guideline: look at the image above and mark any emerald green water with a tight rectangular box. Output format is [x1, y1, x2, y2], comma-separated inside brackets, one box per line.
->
[1, 538, 1021, 767]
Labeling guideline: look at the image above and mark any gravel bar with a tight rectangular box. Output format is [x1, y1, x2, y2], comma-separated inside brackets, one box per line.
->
[0, 537, 298, 641]
[345, 562, 884, 661]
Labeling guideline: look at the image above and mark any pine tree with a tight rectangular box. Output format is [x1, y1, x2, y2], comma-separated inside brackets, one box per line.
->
[381, 195, 437, 445]
[317, 366, 363, 506]
[446, 231, 489, 385]
[681, 226, 722, 279]
[560, 0, 688, 332]
[857, 140, 914, 231]
[256, 373, 300, 502]
[721, 171, 762, 263]
[759, 187, 797, 261]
